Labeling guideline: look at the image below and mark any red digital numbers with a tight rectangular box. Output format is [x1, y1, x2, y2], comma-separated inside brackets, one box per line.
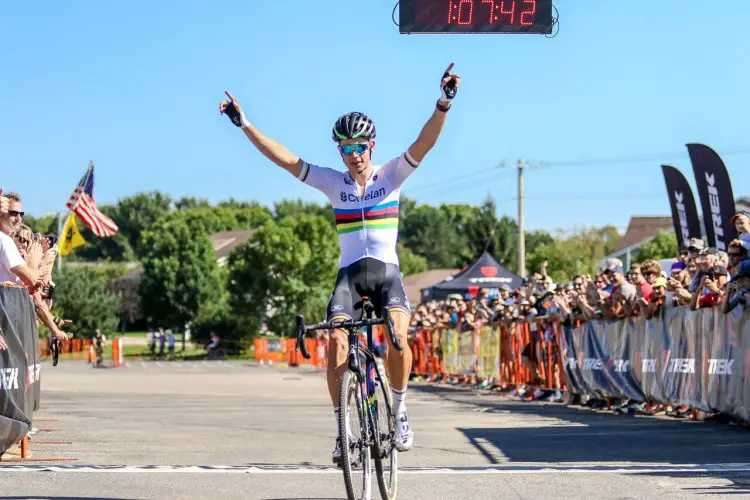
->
[446, 0, 537, 26]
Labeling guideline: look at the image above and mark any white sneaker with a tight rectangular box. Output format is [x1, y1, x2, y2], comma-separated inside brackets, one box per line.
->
[332, 437, 343, 464]
[395, 411, 414, 452]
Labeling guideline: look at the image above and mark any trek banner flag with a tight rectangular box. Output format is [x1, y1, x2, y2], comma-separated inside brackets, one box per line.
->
[661, 165, 702, 249]
[687, 144, 737, 250]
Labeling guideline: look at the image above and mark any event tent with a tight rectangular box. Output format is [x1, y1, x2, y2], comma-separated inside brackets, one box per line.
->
[419, 252, 523, 303]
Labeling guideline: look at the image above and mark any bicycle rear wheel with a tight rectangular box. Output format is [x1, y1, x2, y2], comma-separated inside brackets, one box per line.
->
[373, 373, 398, 500]
[339, 370, 372, 500]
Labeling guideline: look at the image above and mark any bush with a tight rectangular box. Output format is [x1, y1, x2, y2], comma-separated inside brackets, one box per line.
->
[53, 266, 121, 337]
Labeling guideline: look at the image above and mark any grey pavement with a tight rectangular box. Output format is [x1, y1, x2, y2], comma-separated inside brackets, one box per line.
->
[1, 360, 750, 499]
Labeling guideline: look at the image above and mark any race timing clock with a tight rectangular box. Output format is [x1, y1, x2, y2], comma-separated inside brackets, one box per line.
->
[399, 0, 554, 34]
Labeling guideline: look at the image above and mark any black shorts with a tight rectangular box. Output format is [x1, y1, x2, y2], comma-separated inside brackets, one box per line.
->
[327, 258, 411, 322]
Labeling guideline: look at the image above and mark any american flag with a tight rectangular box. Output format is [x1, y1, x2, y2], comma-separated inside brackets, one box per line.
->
[66, 163, 119, 237]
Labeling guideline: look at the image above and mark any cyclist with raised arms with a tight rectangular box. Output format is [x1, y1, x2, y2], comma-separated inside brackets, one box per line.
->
[219, 63, 461, 462]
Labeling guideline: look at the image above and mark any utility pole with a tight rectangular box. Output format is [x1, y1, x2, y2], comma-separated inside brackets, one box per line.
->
[499, 159, 542, 278]
[517, 159, 526, 278]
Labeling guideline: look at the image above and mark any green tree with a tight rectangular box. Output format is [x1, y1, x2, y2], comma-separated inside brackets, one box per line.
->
[397, 242, 428, 276]
[273, 198, 334, 226]
[139, 219, 225, 328]
[154, 206, 272, 236]
[634, 231, 678, 262]
[227, 215, 339, 337]
[175, 196, 210, 211]
[400, 205, 463, 268]
[526, 226, 621, 282]
[53, 267, 121, 337]
[111, 191, 173, 257]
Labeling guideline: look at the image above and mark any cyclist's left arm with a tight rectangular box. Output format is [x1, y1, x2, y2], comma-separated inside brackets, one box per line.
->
[407, 63, 461, 164]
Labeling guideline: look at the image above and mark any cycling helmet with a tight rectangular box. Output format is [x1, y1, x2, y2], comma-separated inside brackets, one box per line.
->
[332, 112, 376, 142]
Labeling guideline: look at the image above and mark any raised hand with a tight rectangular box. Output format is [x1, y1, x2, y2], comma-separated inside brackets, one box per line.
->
[26, 239, 43, 269]
[439, 63, 462, 103]
[219, 90, 247, 128]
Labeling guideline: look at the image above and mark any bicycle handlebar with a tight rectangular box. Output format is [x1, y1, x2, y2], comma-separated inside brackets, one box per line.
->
[294, 305, 403, 358]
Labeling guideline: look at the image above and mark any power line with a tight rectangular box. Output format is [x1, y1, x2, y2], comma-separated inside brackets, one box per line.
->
[408, 145, 750, 194]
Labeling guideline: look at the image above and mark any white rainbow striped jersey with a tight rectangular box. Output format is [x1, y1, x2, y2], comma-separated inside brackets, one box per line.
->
[297, 151, 419, 269]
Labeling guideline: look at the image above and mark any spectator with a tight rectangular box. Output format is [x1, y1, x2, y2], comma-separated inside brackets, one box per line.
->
[600, 259, 636, 320]
[671, 246, 689, 273]
[167, 329, 175, 360]
[690, 248, 727, 310]
[629, 264, 653, 316]
[13, 225, 70, 342]
[723, 238, 750, 313]
[148, 328, 156, 357]
[667, 269, 693, 307]
[730, 210, 750, 238]
[641, 276, 667, 319]
[686, 237, 706, 275]
[158, 328, 166, 358]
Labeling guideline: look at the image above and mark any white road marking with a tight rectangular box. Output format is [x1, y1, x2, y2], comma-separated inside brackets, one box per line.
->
[1, 464, 749, 475]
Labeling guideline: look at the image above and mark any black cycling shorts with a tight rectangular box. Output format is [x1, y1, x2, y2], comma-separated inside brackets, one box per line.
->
[327, 258, 410, 322]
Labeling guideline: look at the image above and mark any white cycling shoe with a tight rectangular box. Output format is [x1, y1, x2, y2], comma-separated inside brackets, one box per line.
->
[395, 411, 414, 452]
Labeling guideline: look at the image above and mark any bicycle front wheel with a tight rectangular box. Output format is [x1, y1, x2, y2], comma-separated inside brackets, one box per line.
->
[339, 370, 372, 500]
[374, 373, 398, 500]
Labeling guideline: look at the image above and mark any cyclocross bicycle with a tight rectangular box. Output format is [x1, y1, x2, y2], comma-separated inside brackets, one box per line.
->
[295, 296, 401, 500]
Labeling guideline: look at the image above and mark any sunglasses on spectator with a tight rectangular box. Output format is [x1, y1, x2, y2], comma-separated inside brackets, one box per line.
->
[338, 143, 370, 156]
[14, 235, 30, 245]
[8, 210, 24, 217]
[728, 252, 743, 257]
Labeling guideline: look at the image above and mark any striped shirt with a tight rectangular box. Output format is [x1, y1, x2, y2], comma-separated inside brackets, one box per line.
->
[297, 152, 419, 268]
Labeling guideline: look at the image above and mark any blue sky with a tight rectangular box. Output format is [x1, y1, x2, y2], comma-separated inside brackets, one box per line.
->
[1, 1, 748, 234]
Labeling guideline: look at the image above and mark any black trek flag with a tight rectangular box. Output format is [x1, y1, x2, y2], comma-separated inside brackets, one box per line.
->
[661, 165, 702, 249]
[687, 144, 737, 250]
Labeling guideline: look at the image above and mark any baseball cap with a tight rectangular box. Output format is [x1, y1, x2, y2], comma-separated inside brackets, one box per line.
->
[730, 210, 750, 226]
[604, 257, 624, 274]
[688, 238, 706, 251]
[652, 276, 668, 288]
[701, 247, 720, 256]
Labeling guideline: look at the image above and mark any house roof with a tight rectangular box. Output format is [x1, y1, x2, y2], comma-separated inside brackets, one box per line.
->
[402, 269, 459, 307]
[114, 229, 256, 284]
[611, 216, 673, 254]
[210, 230, 255, 262]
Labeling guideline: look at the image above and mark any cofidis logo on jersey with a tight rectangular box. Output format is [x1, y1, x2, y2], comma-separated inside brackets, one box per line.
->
[340, 188, 386, 203]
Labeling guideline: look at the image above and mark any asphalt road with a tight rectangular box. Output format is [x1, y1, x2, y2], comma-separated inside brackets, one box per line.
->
[2, 359, 750, 499]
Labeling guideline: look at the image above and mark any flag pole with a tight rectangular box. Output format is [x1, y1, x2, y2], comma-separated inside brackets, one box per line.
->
[58, 161, 93, 271]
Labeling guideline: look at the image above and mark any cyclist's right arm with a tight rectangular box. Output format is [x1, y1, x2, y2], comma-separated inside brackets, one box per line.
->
[239, 122, 304, 178]
[220, 90, 303, 178]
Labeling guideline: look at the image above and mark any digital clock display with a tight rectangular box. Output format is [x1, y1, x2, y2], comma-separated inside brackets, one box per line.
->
[400, 0, 553, 34]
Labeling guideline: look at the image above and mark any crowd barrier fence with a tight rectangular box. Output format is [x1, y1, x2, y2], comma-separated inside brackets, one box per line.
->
[274, 305, 750, 423]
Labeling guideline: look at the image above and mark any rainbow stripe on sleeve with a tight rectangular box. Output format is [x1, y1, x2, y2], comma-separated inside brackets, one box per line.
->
[334, 200, 399, 235]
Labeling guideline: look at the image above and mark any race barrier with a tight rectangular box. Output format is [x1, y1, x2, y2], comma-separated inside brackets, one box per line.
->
[0, 285, 41, 457]
[39, 338, 93, 360]
[409, 321, 566, 394]
[561, 306, 750, 421]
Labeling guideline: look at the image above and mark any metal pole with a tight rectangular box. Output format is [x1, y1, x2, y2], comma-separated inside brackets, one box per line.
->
[56, 211, 65, 273]
[517, 160, 526, 278]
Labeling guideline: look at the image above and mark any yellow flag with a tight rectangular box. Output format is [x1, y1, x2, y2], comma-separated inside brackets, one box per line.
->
[58, 214, 85, 256]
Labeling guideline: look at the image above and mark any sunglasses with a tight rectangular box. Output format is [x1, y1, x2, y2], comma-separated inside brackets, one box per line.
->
[728, 252, 743, 257]
[14, 236, 30, 245]
[338, 143, 370, 156]
[8, 210, 24, 217]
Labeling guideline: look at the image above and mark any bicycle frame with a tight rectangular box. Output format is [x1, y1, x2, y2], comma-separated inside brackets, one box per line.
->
[296, 299, 401, 457]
